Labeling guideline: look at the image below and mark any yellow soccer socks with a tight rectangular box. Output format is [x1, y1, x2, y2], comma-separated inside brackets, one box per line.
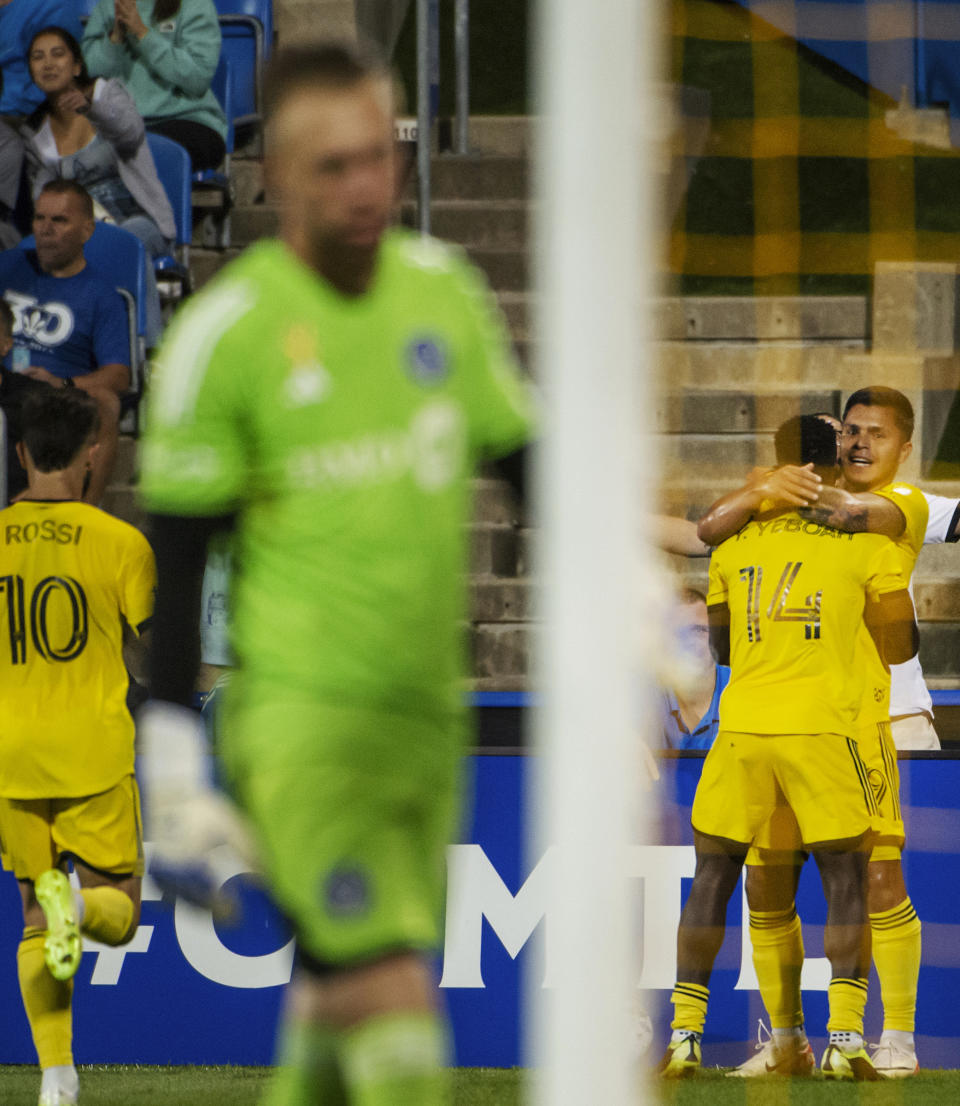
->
[79, 886, 135, 945]
[669, 982, 709, 1036]
[749, 907, 804, 1029]
[871, 898, 922, 1033]
[826, 977, 869, 1035]
[17, 927, 73, 1069]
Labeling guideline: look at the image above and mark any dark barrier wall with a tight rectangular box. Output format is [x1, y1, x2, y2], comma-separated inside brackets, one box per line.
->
[0, 752, 958, 1068]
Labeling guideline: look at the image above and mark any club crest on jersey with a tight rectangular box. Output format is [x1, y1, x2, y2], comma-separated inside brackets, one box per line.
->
[405, 335, 449, 385]
[323, 865, 371, 917]
[283, 324, 331, 405]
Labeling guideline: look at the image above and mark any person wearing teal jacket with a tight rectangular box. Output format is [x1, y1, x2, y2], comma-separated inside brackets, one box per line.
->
[82, 0, 226, 170]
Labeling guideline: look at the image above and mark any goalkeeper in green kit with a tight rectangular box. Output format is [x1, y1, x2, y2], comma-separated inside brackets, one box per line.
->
[137, 42, 533, 1106]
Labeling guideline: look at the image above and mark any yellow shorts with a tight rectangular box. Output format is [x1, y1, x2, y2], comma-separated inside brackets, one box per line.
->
[0, 776, 144, 882]
[859, 719, 904, 858]
[745, 720, 903, 866]
[693, 731, 877, 850]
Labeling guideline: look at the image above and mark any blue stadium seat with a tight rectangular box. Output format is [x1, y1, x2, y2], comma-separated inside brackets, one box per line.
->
[20, 223, 148, 423]
[193, 55, 235, 248]
[145, 132, 193, 294]
[75, 0, 100, 22]
[212, 0, 273, 137]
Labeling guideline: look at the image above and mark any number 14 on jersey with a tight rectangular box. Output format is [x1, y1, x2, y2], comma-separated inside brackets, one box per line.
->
[739, 561, 822, 642]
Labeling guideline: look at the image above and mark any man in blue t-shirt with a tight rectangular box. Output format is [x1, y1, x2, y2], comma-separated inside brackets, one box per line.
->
[0, 181, 130, 503]
[0, 0, 84, 117]
[660, 587, 731, 750]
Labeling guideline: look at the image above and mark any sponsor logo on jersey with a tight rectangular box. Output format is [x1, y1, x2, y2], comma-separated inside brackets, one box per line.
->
[6, 291, 74, 347]
[288, 398, 466, 493]
[406, 335, 449, 385]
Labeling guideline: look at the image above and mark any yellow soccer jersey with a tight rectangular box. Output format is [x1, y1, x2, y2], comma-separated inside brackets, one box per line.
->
[708, 511, 906, 736]
[857, 482, 929, 726]
[0, 501, 155, 799]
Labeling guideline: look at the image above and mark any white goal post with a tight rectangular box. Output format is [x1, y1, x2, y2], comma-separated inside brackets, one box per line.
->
[529, 0, 662, 1103]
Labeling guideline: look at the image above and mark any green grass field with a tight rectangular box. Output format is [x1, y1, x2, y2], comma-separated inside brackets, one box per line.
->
[659, 1070, 960, 1105]
[4, 1066, 960, 1104]
[0, 1066, 524, 1105]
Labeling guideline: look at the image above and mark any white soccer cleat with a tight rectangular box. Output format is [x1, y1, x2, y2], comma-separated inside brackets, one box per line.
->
[38, 1064, 78, 1105]
[871, 1036, 919, 1078]
[726, 1021, 815, 1077]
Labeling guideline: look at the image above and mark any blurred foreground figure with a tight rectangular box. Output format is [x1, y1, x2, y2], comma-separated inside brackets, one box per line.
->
[138, 41, 533, 1106]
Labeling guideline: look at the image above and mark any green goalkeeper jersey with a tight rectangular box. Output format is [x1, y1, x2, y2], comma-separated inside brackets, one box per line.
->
[140, 232, 534, 719]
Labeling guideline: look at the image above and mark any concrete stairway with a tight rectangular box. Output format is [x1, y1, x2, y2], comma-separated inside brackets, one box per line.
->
[112, 116, 960, 694]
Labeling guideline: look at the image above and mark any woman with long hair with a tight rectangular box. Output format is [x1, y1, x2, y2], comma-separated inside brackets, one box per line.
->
[82, 0, 227, 171]
[22, 25, 175, 342]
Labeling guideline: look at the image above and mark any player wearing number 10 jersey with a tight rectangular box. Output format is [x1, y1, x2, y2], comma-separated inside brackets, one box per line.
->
[0, 389, 155, 1106]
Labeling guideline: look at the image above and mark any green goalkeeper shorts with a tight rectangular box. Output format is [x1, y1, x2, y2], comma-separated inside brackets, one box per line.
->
[220, 687, 466, 967]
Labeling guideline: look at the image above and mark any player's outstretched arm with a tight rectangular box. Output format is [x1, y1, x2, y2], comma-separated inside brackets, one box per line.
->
[798, 487, 906, 538]
[697, 464, 822, 546]
[707, 601, 731, 666]
[864, 589, 919, 667]
[653, 515, 710, 557]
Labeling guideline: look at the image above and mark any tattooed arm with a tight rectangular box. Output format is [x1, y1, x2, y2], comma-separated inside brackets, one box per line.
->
[798, 487, 906, 538]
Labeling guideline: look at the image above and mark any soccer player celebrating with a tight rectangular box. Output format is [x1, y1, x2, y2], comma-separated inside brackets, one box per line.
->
[659, 414, 918, 1081]
[137, 41, 533, 1106]
[0, 388, 155, 1106]
[699, 387, 956, 1077]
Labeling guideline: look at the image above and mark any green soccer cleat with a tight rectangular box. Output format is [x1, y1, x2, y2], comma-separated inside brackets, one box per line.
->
[658, 1032, 702, 1078]
[35, 870, 81, 982]
[820, 1042, 884, 1081]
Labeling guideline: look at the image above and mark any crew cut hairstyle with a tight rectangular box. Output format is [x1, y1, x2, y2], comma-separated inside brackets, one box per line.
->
[774, 413, 840, 470]
[263, 41, 389, 123]
[842, 386, 915, 441]
[38, 179, 94, 220]
[21, 389, 99, 473]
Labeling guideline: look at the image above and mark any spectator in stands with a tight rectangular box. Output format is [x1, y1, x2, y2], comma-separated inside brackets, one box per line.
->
[659, 587, 730, 750]
[0, 179, 131, 505]
[82, 0, 227, 171]
[22, 26, 174, 344]
[0, 0, 83, 118]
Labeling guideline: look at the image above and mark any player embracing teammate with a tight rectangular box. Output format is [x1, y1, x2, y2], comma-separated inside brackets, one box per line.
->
[664, 386, 959, 1079]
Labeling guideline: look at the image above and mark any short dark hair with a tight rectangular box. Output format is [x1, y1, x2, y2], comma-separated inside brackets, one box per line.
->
[263, 41, 389, 124]
[774, 414, 840, 469]
[37, 179, 94, 220]
[842, 386, 914, 441]
[0, 299, 13, 340]
[21, 389, 99, 472]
